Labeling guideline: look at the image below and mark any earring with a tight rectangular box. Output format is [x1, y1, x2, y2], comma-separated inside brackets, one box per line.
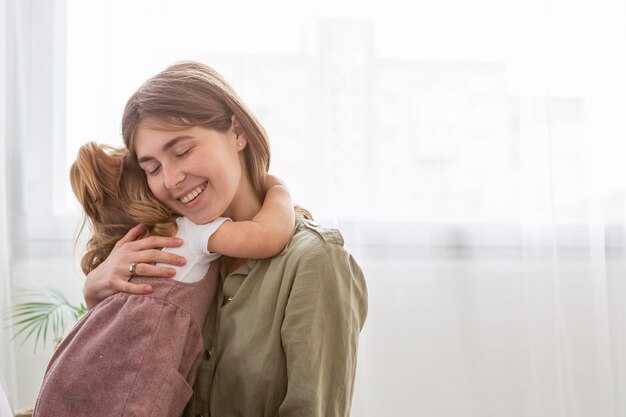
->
[238, 142, 242, 147]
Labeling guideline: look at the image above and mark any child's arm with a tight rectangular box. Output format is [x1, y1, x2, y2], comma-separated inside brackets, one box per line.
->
[207, 174, 295, 258]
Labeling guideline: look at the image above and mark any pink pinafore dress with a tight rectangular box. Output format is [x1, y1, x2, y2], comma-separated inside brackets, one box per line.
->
[32, 268, 217, 417]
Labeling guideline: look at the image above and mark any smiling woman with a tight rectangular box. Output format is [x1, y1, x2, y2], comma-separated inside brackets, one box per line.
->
[29, 61, 367, 417]
[134, 123, 245, 225]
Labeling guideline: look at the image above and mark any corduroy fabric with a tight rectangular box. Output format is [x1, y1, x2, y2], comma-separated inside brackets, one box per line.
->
[33, 264, 218, 417]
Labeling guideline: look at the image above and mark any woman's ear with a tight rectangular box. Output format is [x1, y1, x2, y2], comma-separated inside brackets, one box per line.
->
[231, 115, 248, 151]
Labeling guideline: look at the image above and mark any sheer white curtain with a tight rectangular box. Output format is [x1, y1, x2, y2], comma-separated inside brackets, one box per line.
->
[0, 0, 18, 411]
[4, 0, 82, 410]
[348, 8, 626, 414]
[6, 0, 626, 415]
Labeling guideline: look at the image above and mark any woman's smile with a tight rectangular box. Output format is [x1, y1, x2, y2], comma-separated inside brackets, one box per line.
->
[178, 181, 208, 205]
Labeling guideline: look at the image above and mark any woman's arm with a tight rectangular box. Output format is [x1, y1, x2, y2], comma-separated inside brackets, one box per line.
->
[279, 244, 368, 416]
[207, 175, 295, 258]
[83, 224, 186, 309]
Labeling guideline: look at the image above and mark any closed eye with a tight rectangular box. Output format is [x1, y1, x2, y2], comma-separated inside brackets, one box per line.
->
[176, 148, 192, 158]
[148, 165, 161, 176]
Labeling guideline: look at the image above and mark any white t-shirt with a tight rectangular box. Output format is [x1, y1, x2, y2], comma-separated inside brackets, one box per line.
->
[157, 216, 230, 283]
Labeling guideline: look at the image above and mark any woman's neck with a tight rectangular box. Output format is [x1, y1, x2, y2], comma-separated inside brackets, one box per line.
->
[225, 175, 262, 222]
[222, 173, 262, 275]
[223, 193, 258, 275]
[222, 181, 261, 275]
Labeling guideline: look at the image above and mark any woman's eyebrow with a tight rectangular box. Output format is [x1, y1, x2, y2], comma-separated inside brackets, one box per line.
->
[137, 135, 194, 164]
[162, 135, 194, 152]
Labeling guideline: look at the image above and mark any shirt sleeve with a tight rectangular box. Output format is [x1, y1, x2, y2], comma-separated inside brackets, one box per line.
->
[279, 244, 368, 417]
[186, 217, 230, 257]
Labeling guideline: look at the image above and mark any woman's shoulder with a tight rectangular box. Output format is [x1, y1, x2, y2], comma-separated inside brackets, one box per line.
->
[281, 215, 347, 260]
[277, 216, 366, 298]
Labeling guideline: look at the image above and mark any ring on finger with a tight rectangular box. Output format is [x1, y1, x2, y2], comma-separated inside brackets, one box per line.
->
[129, 262, 138, 277]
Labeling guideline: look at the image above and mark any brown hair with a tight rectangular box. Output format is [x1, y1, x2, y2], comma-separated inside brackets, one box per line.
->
[121, 61, 271, 201]
[70, 142, 177, 275]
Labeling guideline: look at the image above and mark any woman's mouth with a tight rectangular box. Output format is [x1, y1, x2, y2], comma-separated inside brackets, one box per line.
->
[179, 181, 208, 204]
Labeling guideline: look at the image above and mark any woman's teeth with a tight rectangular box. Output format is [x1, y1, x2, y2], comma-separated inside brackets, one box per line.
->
[179, 182, 207, 204]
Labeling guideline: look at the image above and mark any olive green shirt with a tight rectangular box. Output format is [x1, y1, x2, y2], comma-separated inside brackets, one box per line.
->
[184, 215, 368, 417]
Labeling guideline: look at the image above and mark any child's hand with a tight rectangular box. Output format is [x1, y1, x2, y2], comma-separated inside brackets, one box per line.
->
[265, 174, 287, 190]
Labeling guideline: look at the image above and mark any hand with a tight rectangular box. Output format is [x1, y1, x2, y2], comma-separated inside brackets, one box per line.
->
[83, 224, 186, 309]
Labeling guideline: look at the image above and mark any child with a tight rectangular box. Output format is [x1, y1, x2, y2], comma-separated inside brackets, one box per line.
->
[32, 142, 294, 417]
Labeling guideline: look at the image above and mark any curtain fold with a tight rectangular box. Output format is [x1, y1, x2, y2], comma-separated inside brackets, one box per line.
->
[0, 0, 18, 410]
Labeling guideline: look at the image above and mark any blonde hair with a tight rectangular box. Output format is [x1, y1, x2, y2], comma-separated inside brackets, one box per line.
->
[70, 142, 177, 275]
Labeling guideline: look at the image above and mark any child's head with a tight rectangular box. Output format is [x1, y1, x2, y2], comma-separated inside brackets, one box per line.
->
[70, 142, 177, 274]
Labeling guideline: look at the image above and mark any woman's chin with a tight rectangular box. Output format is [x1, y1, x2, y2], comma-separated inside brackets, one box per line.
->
[184, 207, 223, 225]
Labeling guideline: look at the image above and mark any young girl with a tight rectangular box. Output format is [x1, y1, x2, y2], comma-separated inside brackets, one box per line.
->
[32, 142, 294, 417]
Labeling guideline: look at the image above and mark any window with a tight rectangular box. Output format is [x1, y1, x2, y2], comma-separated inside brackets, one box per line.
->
[11, 0, 626, 258]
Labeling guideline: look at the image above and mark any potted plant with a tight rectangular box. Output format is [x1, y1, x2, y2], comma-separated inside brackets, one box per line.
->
[5, 287, 87, 352]
[4, 288, 86, 416]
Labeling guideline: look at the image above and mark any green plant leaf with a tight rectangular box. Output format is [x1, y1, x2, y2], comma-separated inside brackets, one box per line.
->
[5, 287, 86, 352]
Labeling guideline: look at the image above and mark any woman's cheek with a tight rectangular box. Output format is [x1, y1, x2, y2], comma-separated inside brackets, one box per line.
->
[147, 178, 168, 204]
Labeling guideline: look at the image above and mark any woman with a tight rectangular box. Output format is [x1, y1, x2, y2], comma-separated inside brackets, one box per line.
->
[84, 61, 368, 417]
[33, 142, 293, 417]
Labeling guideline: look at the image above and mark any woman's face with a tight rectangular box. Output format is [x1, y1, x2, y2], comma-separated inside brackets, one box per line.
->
[134, 118, 246, 224]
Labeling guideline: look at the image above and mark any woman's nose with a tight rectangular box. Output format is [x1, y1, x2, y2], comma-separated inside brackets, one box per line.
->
[163, 165, 185, 190]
